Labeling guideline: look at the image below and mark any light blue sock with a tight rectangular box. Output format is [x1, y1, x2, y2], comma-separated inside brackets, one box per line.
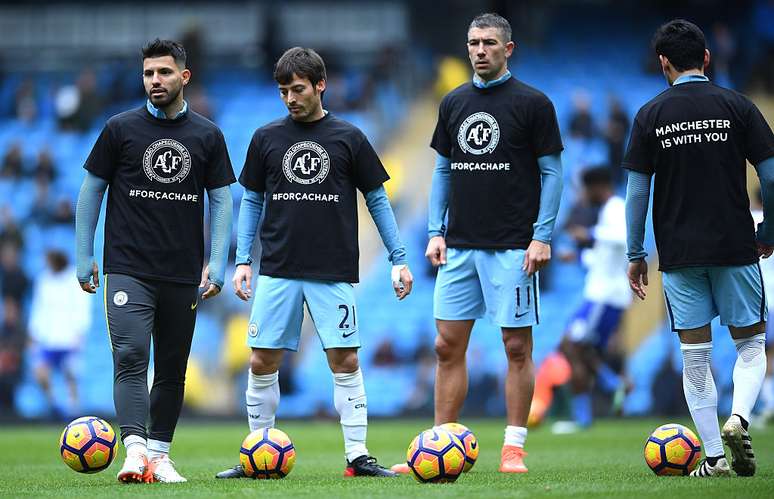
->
[572, 393, 593, 427]
[597, 363, 621, 393]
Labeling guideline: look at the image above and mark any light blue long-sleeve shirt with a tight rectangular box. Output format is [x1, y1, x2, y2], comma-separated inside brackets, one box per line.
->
[426, 152, 563, 243]
[236, 186, 407, 268]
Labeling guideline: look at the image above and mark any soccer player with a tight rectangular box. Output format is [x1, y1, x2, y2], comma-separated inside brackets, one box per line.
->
[75, 39, 235, 483]
[625, 20, 774, 477]
[532, 167, 631, 432]
[215, 47, 412, 479]
[394, 13, 564, 474]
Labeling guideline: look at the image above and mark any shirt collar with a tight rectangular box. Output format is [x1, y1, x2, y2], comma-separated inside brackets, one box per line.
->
[673, 74, 709, 85]
[146, 99, 188, 119]
[473, 70, 512, 89]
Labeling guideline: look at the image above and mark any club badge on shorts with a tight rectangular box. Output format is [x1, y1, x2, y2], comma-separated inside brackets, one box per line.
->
[113, 291, 128, 306]
[248, 323, 258, 337]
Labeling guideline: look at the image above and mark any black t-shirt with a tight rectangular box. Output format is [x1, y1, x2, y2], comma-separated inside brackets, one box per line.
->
[623, 81, 774, 271]
[84, 107, 236, 284]
[430, 77, 563, 249]
[239, 113, 389, 283]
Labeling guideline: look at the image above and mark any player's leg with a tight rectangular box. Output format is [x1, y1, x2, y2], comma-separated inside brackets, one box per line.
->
[478, 249, 537, 473]
[32, 350, 56, 416]
[559, 301, 599, 430]
[105, 273, 157, 483]
[713, 263, 767, 476]
[62, 350, 80, 414]
[663, 268, 730, 477]
[433, 248, 483, 424]
[306, 280, 394, 477]
[145, 281, 198, 483]
[216, 276, 302, 479]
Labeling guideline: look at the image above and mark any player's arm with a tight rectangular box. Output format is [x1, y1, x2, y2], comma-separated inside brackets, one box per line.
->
[425, 154, 450, 266]
[754, 156, 774, 257]
[200, 185, 233, 299]
[75, 172, 108, 293]
[625, 170, 652, 300]
[365, 185, 413, 300]
[232, 188, 265, 301]
[524, 153, 563, 275]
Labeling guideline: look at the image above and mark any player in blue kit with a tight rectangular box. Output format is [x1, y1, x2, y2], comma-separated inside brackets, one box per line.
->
[394, 13, 564, 474]
[625, 20, 774, 477]
[216, 47, 412, 479]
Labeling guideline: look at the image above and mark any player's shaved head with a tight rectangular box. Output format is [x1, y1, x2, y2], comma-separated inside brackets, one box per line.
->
[469, 12, 512, 43]
[274, 47, 327, 88]
[652, 19, 706, 72]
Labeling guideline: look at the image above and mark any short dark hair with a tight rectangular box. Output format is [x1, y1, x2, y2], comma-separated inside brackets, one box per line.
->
[652, 19, 706, 72]
[581, 166, 613, 188]
[142, 38, 187, 68]
[274, 47, 327, 87]
[469, 13, 512, 43]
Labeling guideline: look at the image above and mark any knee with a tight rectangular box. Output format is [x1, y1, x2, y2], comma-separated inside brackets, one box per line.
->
[435, 335, 464, 363]
[328, 349, 360, 373]
[503, 336, 531, 365]
[114, 343, 148, 371]
[250, 350, 282, 374]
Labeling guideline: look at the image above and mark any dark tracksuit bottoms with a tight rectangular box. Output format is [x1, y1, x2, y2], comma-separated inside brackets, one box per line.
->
[104, 273, 198, 443]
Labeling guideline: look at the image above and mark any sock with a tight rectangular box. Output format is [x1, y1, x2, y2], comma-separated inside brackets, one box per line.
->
[333, 369, 368, 462]
[246, 369, 280, 432]
[572, 392, 593, 427]
[596, 363, 621, 393]
[731, 333, 767, 423]
[504, 425, 527, 448]
[123, 434, 147, 457]
[680, 342, 724, 458]
[147, 438, 171, 460]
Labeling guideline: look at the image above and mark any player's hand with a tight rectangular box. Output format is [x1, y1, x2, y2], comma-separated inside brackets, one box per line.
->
[232, 264, 253, 301]
[627, 259, 649, 300]
[757, 241, 774, 259]
[523, 240, 551, 276]
[392, 264, 413, 300]
[199, 265, 221, 300]
[425, 236, 447, 267]
[79, 262, 100, 294]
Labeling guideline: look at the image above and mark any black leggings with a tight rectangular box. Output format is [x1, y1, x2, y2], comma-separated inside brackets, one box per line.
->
[105, 273, 198, 443]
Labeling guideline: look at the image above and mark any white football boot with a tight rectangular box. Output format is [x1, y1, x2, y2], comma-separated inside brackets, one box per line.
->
[148, 455, 187, 483]
[690, 457, 731, 477]
[722, 415, 756, 476]
[117, 451, 149, 483]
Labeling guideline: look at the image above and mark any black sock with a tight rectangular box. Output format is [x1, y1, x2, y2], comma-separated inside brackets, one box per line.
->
[734, 413, 750, 431]
[706, 455, 722, 466]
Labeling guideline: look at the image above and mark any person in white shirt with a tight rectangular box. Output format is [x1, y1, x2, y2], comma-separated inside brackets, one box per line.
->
[532, 167, 631, 430]
[29, 250, 91, 418]
[751, 191, 774, 424]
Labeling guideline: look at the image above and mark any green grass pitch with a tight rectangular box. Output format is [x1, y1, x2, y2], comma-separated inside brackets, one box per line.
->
[0, 418, 772, 497]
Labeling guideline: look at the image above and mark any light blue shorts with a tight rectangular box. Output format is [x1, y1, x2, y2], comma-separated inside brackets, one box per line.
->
[434, 248, 539, 328]
[247, 275, 359, 351]
[662, 264, 767, 331]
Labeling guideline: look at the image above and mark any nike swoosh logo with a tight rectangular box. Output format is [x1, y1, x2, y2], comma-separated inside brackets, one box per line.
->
[342, 331, 356, 338]
[191, 302, 198, 310]
[514, 311, 529, 318]
[347, 395, 366, 401]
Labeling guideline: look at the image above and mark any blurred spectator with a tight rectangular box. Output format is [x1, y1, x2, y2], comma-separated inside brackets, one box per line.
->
[752, 0, 774, 93]
[28, 176, 57, 226]
[0, 241, 29, 304]
[372, 338, 399, 367]
[604, 97, 629, 185]
[710, 22, 736, 89]
[569, 90, 594, 140]
[186, 85, 214, 121]
[0, 297, 25, 417]
[55, 69, 103, 132]
[0, 209, 24, 250]
[14, 78, 38, 123]
[0, 142, 23, 178]
[28, 250, 91, 418]
[180, 24, 205, 77]
[52, 199, 75, 226]
[33, 148, 57, 183]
